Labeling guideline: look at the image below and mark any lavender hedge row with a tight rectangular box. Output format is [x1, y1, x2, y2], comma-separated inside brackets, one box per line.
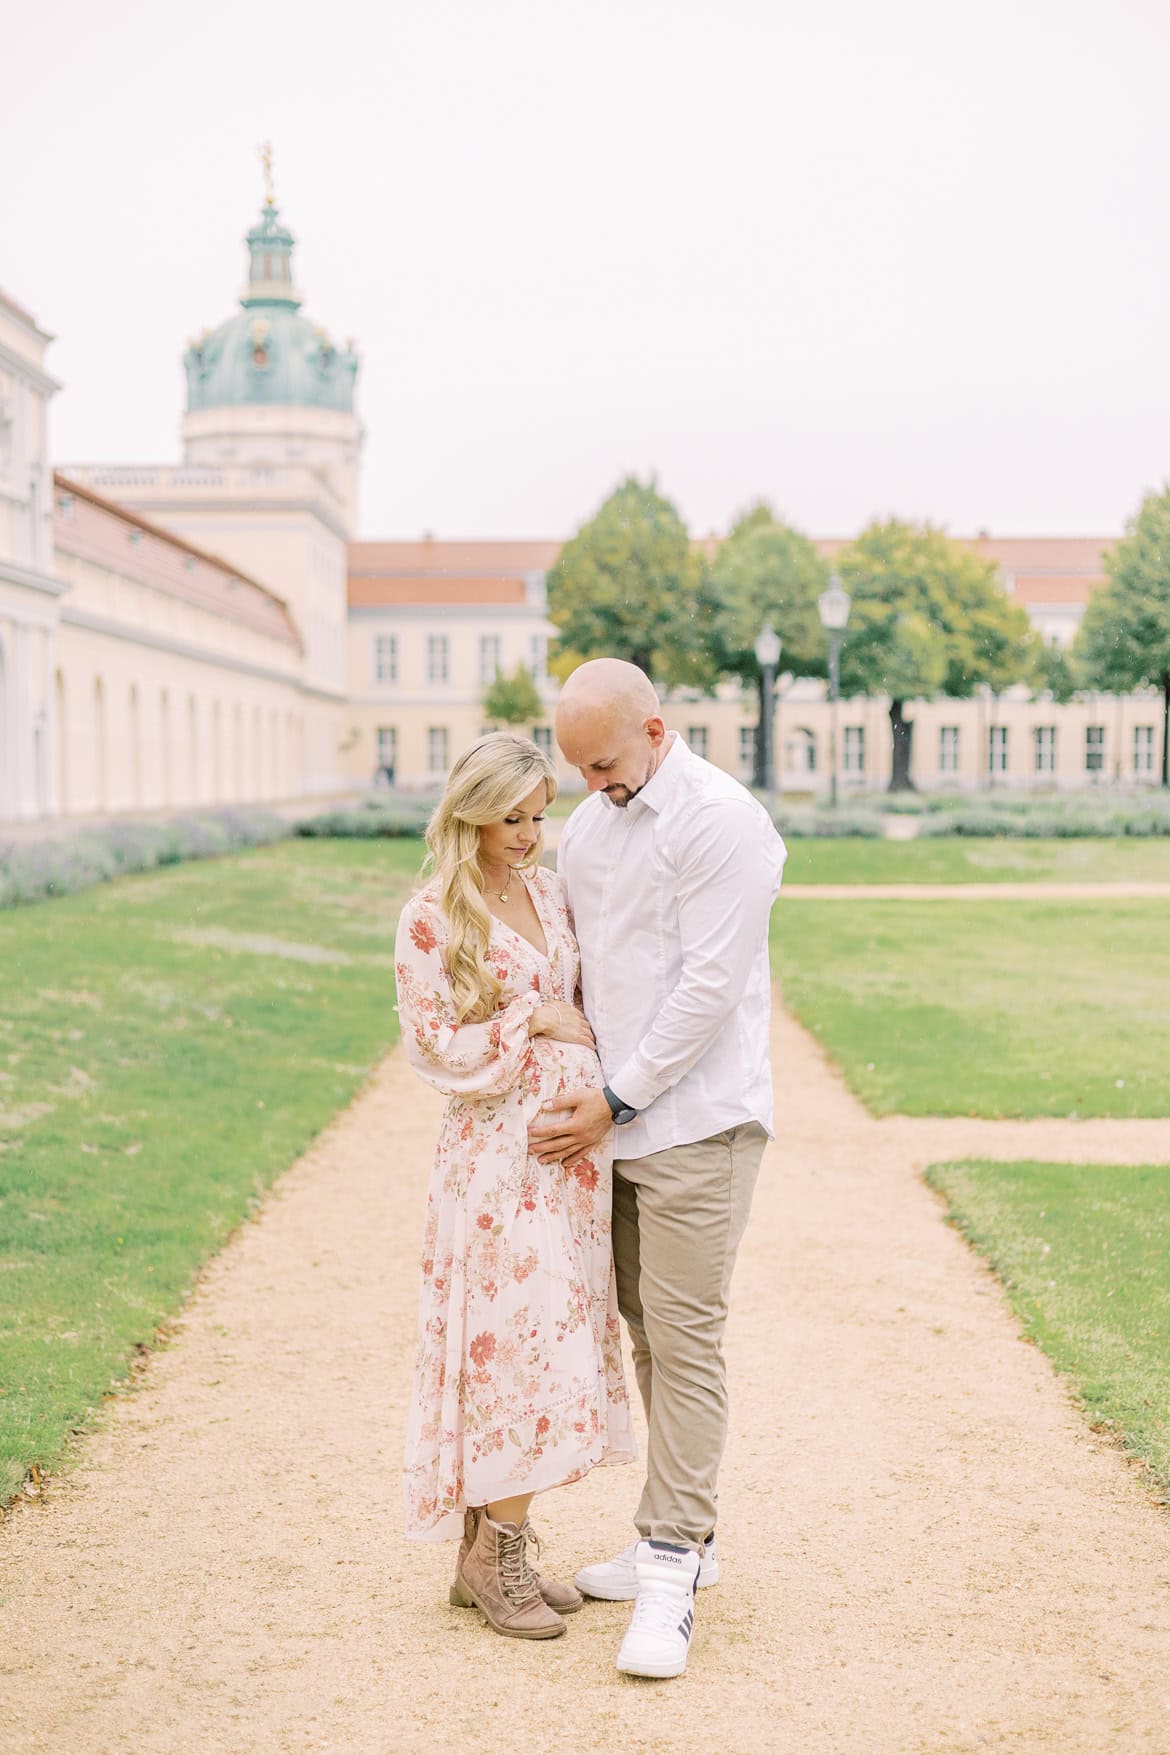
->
[0, 808, 291, 911]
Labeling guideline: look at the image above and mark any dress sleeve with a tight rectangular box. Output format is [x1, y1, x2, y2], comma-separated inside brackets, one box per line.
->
[394, 896, 542, 1098]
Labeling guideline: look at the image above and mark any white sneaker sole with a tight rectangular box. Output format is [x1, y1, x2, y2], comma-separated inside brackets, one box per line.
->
[616, 1653, 689, 1679]
[577, 1557, 718, 1602]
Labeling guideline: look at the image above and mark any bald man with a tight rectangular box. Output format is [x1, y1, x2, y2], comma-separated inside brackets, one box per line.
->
[529, 659, 786, 1680]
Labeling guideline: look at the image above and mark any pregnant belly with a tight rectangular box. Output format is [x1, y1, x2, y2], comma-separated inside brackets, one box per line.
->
[539, 1038, 604, 1103]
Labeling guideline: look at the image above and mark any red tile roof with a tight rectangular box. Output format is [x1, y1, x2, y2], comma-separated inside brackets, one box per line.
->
[347, 532, 1112, 614]
[349, 573, 528, 608]
[54, 472, 302, 649]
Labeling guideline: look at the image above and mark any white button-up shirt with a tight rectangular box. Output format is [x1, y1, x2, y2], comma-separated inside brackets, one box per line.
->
[558, 734, 786, 1159]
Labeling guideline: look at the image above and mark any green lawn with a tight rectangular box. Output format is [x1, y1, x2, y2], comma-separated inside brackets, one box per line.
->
[771, 900, 1170, 1117]
[928, 1159, 1170, 1495]
[782, 837, 1170, 885]
[0, 837, 423, 1501]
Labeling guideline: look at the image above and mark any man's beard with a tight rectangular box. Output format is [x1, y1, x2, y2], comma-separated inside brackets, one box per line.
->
[603, 752, 658, 809]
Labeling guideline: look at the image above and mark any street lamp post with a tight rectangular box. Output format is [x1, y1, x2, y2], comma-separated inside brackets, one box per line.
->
[817, 575, 851, 808]
[754, 622, 782, 819]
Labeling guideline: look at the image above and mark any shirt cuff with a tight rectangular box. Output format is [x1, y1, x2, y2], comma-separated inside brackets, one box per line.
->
[607, 1055, 662, 1114]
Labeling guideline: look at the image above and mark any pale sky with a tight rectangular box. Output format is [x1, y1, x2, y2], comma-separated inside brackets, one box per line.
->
[7, 0, 1170, 541]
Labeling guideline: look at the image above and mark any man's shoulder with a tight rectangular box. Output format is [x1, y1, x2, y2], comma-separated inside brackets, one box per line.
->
[667, 748, 769, 823]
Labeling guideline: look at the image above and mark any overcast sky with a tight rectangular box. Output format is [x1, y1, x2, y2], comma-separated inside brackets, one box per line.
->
[7, 0, 1170, 541]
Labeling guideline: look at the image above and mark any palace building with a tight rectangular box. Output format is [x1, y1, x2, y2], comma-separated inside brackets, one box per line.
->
[0, 182, 1160, 828]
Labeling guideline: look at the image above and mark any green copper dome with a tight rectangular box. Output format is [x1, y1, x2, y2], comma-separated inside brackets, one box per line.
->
[184, 199, 359, 414]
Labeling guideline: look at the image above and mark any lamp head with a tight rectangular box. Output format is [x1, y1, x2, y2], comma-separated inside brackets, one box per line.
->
[754, 622, 782, 669]
[818, 575, 851, 632]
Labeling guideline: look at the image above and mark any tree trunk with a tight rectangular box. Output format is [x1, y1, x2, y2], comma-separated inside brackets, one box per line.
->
[1162, 674, 1170, 789]
[888, 699, 916, 792]
[753, 672, 766, 787]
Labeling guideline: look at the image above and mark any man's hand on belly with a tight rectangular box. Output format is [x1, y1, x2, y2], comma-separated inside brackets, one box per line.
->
[528, 1087, 613, 1165]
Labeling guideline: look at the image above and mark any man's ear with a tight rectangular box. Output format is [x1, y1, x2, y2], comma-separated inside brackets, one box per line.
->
[644, 715, 667, 747]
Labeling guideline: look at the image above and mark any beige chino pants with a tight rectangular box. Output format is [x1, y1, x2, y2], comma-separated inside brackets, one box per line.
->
[612, 1121, 767, 1551]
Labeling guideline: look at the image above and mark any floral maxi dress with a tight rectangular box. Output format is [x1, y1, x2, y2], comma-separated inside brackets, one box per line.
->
[395, 866, 634, 1540]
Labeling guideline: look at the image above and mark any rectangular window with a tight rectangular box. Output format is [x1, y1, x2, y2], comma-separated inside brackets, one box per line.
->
[938, 725, 959, 773]
[427, 726, 449, 775]
[529, 634, 547, 682]
[1034, 725, 1056, 774]
[1134, 725, 1155, 776]
[843, 725, 865, 775]
[376, 726, 397, 772]
[988, 724, 1008, 774]
[373, 634, 398, 685]
[687, 725, 709, 759]
[738, 726, 756, 779]
[426, 634, 449, 685]
[479, 634, 502, 685]
[531, 725, 553, 754]
[1085, 725, 1105, 773]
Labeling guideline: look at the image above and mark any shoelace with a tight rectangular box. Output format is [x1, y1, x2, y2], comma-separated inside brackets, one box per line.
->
[628, 1582, 693, 1639]
[498, 1530, 541, 1605]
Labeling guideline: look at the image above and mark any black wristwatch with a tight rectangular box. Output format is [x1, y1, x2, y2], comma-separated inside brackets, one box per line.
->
[603, 1085, 638, 1126]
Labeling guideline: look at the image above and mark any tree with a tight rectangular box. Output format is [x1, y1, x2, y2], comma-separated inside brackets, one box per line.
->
[482, 662, 543, 727]
[836, 520, 1038, 790]
[709, 505, 830, 783]
[547, 477, 717, 686]
[1074, 486, 1170, 787]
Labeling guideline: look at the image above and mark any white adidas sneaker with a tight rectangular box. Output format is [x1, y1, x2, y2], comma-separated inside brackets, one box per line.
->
[615, 1540, 701, 1679]
[575, 1532, 718, 1602]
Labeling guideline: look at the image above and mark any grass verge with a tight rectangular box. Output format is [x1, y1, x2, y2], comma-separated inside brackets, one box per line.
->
[782, 837, 1170, 885]
[927, 1159, 1170, 1496]
[771, 899, 1170, 1117]
[0, 837, 423, 1504]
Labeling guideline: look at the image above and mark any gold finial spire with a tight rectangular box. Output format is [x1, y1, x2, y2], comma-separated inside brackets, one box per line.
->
[259, 140, 276, 207]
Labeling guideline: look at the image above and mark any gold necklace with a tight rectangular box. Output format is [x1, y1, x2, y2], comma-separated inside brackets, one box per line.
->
[484, 866, 522, 903]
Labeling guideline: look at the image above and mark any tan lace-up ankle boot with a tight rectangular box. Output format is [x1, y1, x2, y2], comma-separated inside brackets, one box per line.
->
[519, 1519, 583, 1615]
[451, 1513, 566, 1639]
[449, 1505, 481, 1605]
[450, 1508, 582, 1615]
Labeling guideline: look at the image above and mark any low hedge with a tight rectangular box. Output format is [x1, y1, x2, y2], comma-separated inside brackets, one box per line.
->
[918, 799, 1170, 838]
[772, 807, 884, 839]
[295, 792, 434, 839]
[0, 807, 291, 910]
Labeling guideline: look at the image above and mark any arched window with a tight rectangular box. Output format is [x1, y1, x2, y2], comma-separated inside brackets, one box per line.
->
[94, 676, 106, 812]
[129, 684, 141, 808]
[233, 703, 243, 799]
[0, 638, 9, 821]
[56, 668, 67, 814]
[160, 688, 170, 807]
[188, 694, 198, 802]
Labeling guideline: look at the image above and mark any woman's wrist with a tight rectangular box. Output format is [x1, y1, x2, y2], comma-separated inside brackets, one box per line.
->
[528, 1004, 555, 1038]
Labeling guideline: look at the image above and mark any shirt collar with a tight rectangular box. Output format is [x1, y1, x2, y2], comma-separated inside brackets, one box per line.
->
[629, 731, 689, 816]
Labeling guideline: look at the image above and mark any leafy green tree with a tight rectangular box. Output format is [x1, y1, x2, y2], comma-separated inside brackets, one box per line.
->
[482, 662, 543, 727]
[1032, 639, 1080, 705]
[836, 520, 1038, 790]
[1074, 486, 1170, 786]
[547, 477, 717, 686]
[710, 505, 830, 782]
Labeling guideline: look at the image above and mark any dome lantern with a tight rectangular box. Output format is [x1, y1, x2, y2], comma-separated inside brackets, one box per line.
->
[183, 148, 359, 416]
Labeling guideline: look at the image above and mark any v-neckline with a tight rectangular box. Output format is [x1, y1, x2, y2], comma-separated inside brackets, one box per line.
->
[491, 874, 550, 964]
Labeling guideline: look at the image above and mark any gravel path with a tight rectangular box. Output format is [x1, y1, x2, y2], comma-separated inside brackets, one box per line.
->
[2, 1007, 1169, 1755]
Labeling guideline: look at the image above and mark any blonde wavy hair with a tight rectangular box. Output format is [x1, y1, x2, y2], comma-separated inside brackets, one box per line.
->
[424, 732, 558, 1023]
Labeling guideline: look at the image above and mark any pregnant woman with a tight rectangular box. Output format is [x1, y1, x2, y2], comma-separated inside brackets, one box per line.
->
[394, 732, 634, 1641]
